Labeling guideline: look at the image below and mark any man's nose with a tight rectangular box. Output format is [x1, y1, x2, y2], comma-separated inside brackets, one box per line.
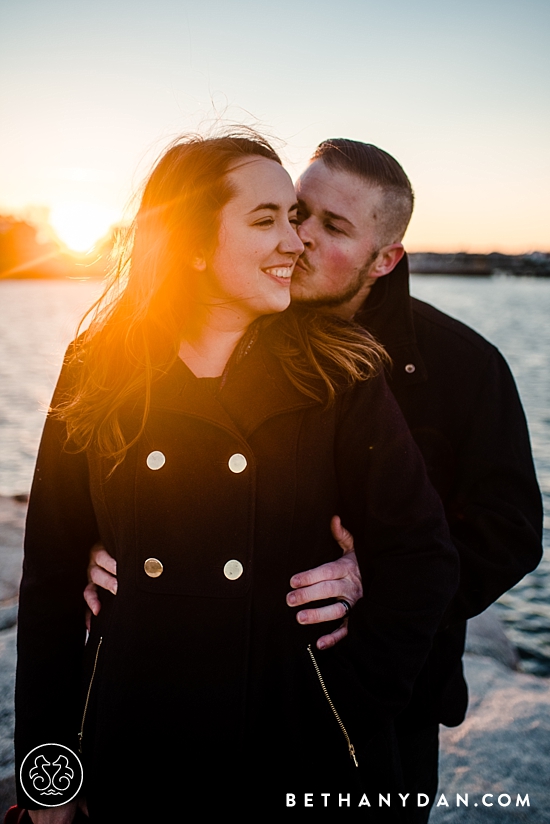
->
[297, 217, 313, 246]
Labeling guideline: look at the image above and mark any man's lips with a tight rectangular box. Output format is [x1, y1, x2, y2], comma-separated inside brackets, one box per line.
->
[294, 257, 310, 274]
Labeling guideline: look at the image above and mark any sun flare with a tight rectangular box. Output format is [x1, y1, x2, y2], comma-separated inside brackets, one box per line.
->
[49, 201, 118, 253]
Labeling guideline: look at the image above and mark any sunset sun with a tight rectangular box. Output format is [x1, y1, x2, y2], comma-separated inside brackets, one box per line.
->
[49, 201, 118, 252]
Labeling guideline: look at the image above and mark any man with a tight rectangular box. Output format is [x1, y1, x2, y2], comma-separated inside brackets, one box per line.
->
[85, 139, 542, 819]
[289, 138, 542, 816]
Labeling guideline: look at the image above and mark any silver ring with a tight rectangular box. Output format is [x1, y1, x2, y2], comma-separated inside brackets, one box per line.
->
[337, 599, 351, 614]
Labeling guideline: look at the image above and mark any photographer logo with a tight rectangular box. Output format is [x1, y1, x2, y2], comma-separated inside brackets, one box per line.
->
[20, 743, 83, 807]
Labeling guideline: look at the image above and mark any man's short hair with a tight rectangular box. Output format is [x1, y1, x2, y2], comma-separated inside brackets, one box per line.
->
[311, 139, 414, 245]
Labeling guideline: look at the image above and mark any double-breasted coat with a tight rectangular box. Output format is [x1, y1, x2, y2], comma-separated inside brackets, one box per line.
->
[15, 316, 459, 817]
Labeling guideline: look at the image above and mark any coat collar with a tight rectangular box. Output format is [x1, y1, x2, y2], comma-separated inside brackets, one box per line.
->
[354, 253, 428, 386]
[147, 257, 425, 434]
[150, 320, 318, 439]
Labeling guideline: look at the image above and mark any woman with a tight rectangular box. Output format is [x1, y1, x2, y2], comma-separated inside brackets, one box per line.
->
[15, 131, 458, 822]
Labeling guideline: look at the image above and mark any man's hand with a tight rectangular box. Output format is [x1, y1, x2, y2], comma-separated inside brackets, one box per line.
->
[84, 545, 117, 630]
[83, 517, 364, 651]
[286, 515, 363, 651]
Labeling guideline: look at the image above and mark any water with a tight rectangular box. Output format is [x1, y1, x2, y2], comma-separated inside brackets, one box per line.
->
[0, 279, 102, 496]
[1, 276, 549, 673]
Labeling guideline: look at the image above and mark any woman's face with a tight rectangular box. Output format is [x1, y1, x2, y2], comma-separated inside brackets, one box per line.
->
[201, 157, 304, 324]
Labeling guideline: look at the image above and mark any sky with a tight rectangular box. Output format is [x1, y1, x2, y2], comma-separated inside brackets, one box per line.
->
[1, 0, 549, 253]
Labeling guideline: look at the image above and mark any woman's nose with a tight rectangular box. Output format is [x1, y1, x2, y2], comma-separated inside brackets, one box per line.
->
[280, 223, 305, 256]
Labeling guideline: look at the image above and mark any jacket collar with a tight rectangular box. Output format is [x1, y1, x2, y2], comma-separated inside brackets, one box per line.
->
[147, 256, 426, 433]
[150, 321, 318, 439]
[354, 253, 428, 386]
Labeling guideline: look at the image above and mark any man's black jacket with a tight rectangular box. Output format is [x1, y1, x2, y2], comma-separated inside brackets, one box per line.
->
[353, 254, 543, 727]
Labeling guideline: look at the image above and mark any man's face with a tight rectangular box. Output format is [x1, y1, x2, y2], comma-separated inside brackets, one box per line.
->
[292, 159, 388, 316]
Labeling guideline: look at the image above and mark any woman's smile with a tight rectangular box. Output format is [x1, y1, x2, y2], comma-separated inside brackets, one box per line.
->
[262, 263, 294, 282]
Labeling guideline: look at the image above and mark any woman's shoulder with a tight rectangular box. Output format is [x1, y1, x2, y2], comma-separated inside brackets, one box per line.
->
[49, 336, 91, 404]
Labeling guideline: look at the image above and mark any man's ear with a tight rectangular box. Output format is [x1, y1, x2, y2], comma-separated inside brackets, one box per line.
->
[191, 255, 207, 272]
[370, 243, 405, 279]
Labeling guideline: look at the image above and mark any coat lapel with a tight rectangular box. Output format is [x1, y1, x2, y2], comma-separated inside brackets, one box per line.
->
[219, 339, 319, 439]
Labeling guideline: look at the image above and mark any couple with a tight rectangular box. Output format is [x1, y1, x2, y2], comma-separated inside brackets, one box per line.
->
[15, 132, 542, 823]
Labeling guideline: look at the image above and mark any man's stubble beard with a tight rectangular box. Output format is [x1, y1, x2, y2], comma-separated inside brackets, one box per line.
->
[291, 250, 379, 309]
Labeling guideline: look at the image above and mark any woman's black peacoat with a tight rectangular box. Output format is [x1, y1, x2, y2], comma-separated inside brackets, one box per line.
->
[15, 318, 459, 817]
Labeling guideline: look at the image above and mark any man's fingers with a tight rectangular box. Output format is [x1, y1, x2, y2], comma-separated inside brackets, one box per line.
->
[84, 545, 117, 623]
[83, 583, 101, 616]
[287, 552, 362, 608]
[89, 565, 118, 595]
[289, 559, 349, 590]
[90, 546, 117, 575]
[289, 516, 356, 590]
[287, 578, 354, 607]
[316, 621, 349, 651]
[285, 516, 360, 653]
[295, 601, 349, 625]
[330, 515, 355, 554]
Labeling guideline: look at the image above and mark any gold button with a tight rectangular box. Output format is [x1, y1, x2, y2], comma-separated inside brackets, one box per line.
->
[223, 559, 244, 580]
[228, 453, 247, 474]
[405, 363, 416, 374]
[146, 450, 166, 470]
[144, 558, 164, 578]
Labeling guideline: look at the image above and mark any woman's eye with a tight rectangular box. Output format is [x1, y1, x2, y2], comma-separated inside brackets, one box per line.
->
[255, 218, 275, 227]
[289, 217, 300, 227]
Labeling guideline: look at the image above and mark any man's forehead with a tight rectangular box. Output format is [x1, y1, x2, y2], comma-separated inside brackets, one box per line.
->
[296, 159, 383, 216]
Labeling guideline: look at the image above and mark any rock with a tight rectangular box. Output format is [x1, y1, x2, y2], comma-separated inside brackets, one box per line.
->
[0, 602, 17, 633]
[0, 496, 25, 608]
[432, 654, 550, 822]
[0, 628, 16, 818]
[0, 496, 23, 817]
[0, 774, 16, 821]
[466, 604, 520, 670]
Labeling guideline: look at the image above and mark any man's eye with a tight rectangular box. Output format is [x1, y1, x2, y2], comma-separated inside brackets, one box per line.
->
[326, 223, 342, 234]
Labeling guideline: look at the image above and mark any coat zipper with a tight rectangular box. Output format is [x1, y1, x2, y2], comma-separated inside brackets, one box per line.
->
[79, 636, 103, 754]
[307, 644, 359, 767]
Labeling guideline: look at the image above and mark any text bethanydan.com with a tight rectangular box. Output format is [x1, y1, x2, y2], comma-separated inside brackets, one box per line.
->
[285, 792, 530, 809]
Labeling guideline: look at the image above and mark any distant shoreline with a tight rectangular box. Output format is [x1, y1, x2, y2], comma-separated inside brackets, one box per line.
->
[2, 251, 549, 280]
[409, 252, 550, 277]
[2, 216, 550, 279]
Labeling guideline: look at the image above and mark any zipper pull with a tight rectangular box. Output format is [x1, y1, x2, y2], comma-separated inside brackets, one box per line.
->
[349, 744, 358, 768]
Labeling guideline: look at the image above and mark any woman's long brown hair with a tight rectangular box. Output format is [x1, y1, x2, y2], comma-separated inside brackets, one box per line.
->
[54, 130, 389, 466]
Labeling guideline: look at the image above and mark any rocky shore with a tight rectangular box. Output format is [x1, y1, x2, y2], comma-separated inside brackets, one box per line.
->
[433, 654, 550, 822]
[1, 495, 549, 820]
[2, 217, 549, 282]
[0, 495, 24, 818]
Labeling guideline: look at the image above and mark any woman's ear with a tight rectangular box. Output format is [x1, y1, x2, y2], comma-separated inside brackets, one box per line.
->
[191, 255, 207, 272]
